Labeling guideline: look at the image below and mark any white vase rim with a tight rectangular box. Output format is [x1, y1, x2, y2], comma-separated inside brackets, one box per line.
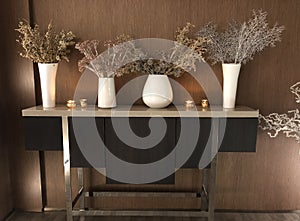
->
[222, 63, 241, 66]
[38, 62, 59, 65]
[148, 74, 169, 77]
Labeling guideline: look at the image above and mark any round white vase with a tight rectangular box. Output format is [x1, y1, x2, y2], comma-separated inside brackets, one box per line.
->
[142, 75, 173, 108]
[222, 63, 241, 109]
[98, 77, 116, 108]
[38, 63, 58, 108]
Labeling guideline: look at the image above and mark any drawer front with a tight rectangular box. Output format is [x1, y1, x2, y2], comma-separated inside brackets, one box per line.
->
[23, 117, 106, 168]
[219, 118, 258, 152]
[176, 118, 212, 168]
[104, 117, 176, 184]
[69, 117, 105, 168]
[23, 117, 63, 150]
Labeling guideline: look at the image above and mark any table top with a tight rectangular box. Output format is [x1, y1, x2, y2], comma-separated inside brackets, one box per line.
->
[22, 105, 259, 118]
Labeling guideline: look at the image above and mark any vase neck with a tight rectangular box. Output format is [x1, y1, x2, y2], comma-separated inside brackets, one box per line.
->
[38, 62, 59, 65]
[222, 63, 241, 66]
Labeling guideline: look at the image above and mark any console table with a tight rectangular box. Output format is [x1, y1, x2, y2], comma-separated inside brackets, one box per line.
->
[22, 105, 259, 221]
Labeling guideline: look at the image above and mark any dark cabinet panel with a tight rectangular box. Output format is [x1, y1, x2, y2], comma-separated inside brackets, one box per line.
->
[104, 117, 176, 164]
[69, 117, 105, 168]
[176, 118, 212, 168]
[219, 118, 258, 152]
[175, 118, 258, 169]
[23, 117, 106, 168]
[23, 117, 63, 150]
[104, 117, 176, 184]
[23, 117, 258, 169]
[23, 117, 258, 168]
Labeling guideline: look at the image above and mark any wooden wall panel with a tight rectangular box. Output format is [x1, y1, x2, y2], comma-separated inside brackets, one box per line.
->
[1, 0, 42, 212]
[9, 0, 300, 211]
[0, 2, 13, 219]
[0, 142, 12, 220]
[0, 121, 12, 218]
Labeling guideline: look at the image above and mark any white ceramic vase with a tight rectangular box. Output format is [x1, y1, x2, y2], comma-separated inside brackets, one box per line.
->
[98, 77, 116, 108]
[222, 63, 241, 109]
[142, 75, 173, 108]
[38, 63, 58, 108]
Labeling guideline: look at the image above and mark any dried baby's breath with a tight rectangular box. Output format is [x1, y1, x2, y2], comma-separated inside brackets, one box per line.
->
[16, 20, 75, 63]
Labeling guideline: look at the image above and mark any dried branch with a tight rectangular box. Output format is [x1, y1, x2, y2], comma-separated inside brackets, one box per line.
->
[75, 35, 145, 78]
[76, 23, 206, 78]
[175, 22, 207, 58]
[137, 22, 207, 77]
[196, 10, 284, 64]
[290, 82, 300, 104]
[259, 81, 300, 143]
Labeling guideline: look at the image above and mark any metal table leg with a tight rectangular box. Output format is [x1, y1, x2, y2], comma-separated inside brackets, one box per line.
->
[38, 150, 47, 211]
[208, 157, 217, 221]
[207, 118, 219, 221]
[78, 168, 85, 221]
[62, 116, 73, 221]
[201, 168, 209, 211]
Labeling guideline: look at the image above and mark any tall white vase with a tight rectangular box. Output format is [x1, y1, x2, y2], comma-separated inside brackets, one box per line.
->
[38, 63, 58, 108]
[142, 75, 173, 108]
[98, 77, 116, 108]
[222, 63, 241, 109]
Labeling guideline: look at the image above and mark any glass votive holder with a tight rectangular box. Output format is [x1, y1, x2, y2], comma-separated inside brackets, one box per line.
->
[66, 100, 76, 108]
[185, 100, 195, 108]
[201, 99, 209, 108]
[79, 99, 87, 108]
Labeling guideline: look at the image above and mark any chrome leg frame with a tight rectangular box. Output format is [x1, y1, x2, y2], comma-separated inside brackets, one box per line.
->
[62, 116, 73, 221]
[60, 116, 219, 221]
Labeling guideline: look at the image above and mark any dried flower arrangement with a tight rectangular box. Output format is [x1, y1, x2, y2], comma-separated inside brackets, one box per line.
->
[16, 20, 75, 63]
[136, 23, 207, 77]
[259, 82, 300, 143]
[175, 22, 207, 58]
[196, 10, 284, 64]
[75, 34, 145, 78]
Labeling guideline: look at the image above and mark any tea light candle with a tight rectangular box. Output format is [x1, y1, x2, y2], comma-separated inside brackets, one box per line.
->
[185, 100, 195, 108]
[201, 99, 209, 108]
[79, 99, 87, 108]
[66, 100, 76, 108]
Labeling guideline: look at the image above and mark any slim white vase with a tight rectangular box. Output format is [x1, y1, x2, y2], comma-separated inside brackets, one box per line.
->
[222, 63, 241, 109]
[98, 77, 116, 108]
[38, 63, 58, 108]
[142, 75, 173, 108]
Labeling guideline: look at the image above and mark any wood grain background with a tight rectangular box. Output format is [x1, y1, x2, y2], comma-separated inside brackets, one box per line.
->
[1, 0, 300, 216]
[0, 2, 13, 218]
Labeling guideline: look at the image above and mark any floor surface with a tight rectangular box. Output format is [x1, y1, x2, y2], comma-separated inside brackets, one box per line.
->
[6, 211, 300, 221]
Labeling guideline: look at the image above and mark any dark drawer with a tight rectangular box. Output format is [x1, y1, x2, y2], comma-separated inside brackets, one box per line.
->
[104, 117, 176, 184]
[176, 118, 212, 168]
[23, 117, 63, 150]
[219, 118, 258, 152]
[69, 117, 105, 168]
[23, 117, 106, 168]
